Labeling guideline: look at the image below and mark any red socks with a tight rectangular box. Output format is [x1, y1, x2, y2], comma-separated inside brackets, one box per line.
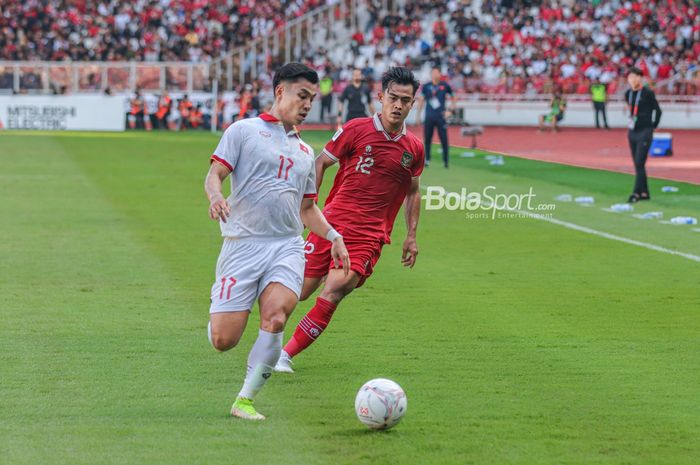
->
[284, 297, 337, 357]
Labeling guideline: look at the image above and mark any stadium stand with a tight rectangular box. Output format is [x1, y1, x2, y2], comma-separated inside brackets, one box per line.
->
[326, 0, 700, 96]
[0, 0, 700, 96]
[0, 0, 328, 62]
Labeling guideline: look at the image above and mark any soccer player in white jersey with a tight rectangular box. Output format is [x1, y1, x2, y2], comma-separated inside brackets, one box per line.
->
[204, 63, 350, 420]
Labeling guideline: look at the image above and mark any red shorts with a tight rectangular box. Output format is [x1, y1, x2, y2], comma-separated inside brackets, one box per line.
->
[304, 232, 383, 288]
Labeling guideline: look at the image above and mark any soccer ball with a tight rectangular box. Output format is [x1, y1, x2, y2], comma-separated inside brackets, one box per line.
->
[354, 378, 407, 430]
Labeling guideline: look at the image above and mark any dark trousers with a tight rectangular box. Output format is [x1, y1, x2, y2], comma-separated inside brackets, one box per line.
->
[424, 115, 449, 167]
[593, 101, 608, 128]
[628, 127, 653, 195]
[320, 94, 333, 122]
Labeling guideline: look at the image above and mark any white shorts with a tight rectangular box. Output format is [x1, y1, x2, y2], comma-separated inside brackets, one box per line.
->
[209, 236, 305, 313]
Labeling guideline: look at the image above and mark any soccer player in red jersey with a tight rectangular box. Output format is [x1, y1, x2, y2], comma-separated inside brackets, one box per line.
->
[275, 67, 424, 373]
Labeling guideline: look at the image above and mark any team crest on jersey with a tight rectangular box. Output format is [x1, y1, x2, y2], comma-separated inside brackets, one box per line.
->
[401, 151, 413, 168]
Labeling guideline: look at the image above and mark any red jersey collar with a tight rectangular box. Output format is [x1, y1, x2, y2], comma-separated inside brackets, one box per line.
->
[372, 113, 406, 141]
[260, 112, 298, 136]
[259, 112, 280, 123]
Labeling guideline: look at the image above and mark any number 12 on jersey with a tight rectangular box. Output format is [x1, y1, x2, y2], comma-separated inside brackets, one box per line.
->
[356, 156, 374, 175]
[278, 155, 294, 180]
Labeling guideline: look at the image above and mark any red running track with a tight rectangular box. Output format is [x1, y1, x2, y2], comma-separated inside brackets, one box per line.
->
[302, 123, 700, 185]
[423, 126, 700, 185]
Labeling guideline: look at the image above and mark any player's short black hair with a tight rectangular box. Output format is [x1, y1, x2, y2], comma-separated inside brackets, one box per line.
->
[381, 67, 420, 96]
[272, 62, 319, 91]
[628, 67, 643, 77]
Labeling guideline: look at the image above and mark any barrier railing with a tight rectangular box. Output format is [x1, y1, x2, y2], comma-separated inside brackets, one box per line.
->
[0, 61, 212, 95]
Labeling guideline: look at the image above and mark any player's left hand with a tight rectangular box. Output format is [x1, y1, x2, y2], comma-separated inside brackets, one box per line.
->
[330, 237, 351, 276]
[402, 237, 418, 268]
[208, 194, 231, 223]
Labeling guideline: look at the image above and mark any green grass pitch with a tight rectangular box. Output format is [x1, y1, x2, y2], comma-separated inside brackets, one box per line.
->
[1, 129, 698, 465]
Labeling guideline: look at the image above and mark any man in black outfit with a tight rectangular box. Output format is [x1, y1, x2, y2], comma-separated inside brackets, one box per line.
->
[625, 67, 662, 203]
[336, 68, 374, 127]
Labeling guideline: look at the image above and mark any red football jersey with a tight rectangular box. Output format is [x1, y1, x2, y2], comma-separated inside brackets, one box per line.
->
[320, 114, 425, 244]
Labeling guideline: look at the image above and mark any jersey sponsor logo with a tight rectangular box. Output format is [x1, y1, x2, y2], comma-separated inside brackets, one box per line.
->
[401, 151, 414, 168]
[331, 127, 343, 141]
[259, 130, 271, 138]
[365, 145, 372, 153]
[299, 143, 310, 155]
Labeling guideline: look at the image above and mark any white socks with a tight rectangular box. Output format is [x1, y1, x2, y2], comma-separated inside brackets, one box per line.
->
[238, 329, 283, 400]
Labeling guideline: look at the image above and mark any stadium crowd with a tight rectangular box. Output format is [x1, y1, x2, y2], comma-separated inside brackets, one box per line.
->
[1, 0, 698, 95]
[318, 0, 700, 95]
[0, 0, 329, 62]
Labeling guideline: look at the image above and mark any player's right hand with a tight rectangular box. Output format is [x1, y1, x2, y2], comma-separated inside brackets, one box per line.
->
[209, 194, 231, 223]
[330, 237, 351, 276]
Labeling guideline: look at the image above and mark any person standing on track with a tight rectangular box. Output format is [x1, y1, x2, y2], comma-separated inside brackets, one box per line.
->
[415, 66, 456, 168]
[319, 68, 335, 127]
[625, 67, 662, 203]
[590, 78, 609, 129]
[336, 68, 375, 128]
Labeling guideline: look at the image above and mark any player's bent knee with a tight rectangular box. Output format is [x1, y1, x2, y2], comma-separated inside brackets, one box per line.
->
[209, 323, 241, 352]
[211, 333, 241, 352]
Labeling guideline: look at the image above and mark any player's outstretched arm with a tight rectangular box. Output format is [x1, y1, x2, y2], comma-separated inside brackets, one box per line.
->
[300, 198, 350, 275]
[402, 176, 421, 269]
[205, 161, 231, 223]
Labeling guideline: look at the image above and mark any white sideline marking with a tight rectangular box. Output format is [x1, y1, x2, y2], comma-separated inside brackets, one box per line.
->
[519, 211, 700, 263]
[421, 186, 700, 263]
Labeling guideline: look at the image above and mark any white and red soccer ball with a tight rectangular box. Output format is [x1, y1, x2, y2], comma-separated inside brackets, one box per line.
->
[355, 378, 407, 430]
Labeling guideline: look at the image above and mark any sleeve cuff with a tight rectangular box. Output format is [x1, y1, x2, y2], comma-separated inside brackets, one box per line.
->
[210, 154, 233, 172]
[321, 149, 338, 163]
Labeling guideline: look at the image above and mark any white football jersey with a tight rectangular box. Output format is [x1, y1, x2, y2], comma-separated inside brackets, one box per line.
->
[210, 113, 317, 239]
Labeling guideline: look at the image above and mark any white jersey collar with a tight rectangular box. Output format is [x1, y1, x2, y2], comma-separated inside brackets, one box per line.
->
[372, 113, 406, 142]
